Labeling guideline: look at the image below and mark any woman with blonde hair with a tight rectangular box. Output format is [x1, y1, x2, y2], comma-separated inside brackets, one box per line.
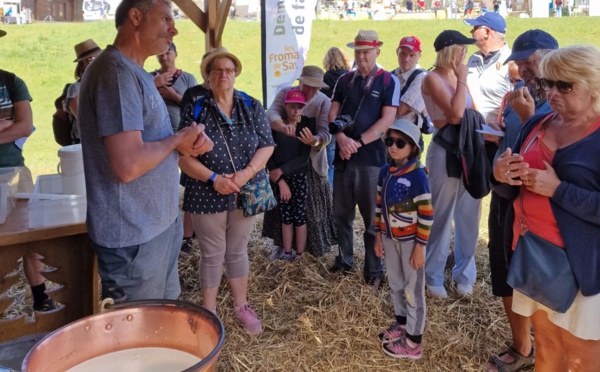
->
[420, 30, 480, 299]
[493, 45, 600, 370]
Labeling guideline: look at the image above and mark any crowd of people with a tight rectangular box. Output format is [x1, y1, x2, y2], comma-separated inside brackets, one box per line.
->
[2, 0, 600, 369]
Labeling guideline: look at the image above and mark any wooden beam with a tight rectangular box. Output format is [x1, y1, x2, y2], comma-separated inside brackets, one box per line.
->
[172, 0, 207, 32]
[214, 0, 232, 47]
[206, 0, 218, 50]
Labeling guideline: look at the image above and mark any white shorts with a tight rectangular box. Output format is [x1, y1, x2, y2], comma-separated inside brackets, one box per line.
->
[512, 289, 600, 340]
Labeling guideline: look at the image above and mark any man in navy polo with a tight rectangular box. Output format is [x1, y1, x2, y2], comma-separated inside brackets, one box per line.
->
[328, 29, 400, 290]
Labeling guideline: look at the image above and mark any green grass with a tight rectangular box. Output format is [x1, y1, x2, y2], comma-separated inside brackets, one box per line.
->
[1, 17, 599, 179]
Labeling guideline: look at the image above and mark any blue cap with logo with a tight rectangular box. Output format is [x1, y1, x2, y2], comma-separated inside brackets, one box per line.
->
[503, 29, 559, 64]
[464, 12, 507, 34]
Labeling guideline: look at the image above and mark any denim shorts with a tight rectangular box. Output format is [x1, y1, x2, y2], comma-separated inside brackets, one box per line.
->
[93, 215, 183, 301]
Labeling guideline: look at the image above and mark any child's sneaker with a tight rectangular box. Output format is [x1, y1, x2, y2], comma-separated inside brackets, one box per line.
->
[280, 251, 296, 261]
[378, 321, 406, 343]
[234, 303, 262, 335]
[382, 337, 422, 359]
[269, 246, 284, 261]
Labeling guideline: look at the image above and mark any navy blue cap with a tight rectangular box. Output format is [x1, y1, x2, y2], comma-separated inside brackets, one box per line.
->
[504, 29, 559, 64]
[464, 12, 507, 34]
[0, 29, 6, 37]
[434, 30, 476, 52]
[169, 42, 177, 52]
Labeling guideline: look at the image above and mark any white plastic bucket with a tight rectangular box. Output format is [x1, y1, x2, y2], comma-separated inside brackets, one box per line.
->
[57, 144, 86, 196]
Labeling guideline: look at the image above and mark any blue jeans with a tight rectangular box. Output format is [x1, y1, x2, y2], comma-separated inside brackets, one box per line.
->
[326, 138, 336, 186]
[93, 216, 183, 301]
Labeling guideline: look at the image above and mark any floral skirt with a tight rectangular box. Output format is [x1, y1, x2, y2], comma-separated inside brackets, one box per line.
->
[262, 164, 336, 257]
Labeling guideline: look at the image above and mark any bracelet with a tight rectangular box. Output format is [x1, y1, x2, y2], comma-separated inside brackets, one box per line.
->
[248, 163, 257, 175]
[458, 80, 467, 87]
[358, 137, 366, 146]
[276, 175, 285, 184]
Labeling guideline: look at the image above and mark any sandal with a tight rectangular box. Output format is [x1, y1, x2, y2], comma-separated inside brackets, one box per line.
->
[488, 345, 535, 372]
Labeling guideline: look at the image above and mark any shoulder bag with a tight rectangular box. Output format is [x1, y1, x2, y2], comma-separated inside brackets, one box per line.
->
[506, 116, 578, 313]
[214, 105, 277, 217]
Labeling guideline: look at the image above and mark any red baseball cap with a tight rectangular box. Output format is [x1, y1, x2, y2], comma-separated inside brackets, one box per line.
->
[284, 89, 306, 105]
[398, 36, 422, 53]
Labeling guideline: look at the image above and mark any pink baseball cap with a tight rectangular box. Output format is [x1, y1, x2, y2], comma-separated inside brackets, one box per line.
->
[284, 89, 306, 105]
[398, 36, 422, 52]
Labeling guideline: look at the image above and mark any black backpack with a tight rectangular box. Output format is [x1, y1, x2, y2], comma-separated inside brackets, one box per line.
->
[52, 83, 76, 146]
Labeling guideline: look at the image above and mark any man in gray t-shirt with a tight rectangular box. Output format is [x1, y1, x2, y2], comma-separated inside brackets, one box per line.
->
[152, 42, 198, 133]
[78, 0, 213, 301]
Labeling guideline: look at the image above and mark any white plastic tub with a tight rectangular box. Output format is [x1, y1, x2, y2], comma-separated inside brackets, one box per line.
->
[28, 174, 87, 229]
[0, 167, 21, 224]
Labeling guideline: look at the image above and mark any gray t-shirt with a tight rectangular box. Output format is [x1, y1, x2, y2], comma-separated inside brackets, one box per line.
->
[153, 69, 197, 133]
[78, 45, 179, 248]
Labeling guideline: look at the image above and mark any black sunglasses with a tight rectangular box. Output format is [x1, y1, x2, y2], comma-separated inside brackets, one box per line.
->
[384, 137, 408, 149]
[539, 78, 573, 94]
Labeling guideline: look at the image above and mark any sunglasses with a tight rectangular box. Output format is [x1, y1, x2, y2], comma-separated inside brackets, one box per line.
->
[384, 137, 408, 149]
[539, 78, 573, 94]
[511, 78, 523, 85]
[470, 25, 487, 34]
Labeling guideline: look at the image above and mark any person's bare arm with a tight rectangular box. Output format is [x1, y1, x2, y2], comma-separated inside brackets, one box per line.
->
[359, 106, 397, 144]
[0, 100, 33, 144]
[421, 69, 467, 126]
[396, 102, 415, 118]
[67, 97, 79, 121]
[104, 123, 211, 183]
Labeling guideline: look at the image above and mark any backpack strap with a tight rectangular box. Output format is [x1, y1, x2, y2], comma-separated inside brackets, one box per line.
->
[400, 68, 426, 96]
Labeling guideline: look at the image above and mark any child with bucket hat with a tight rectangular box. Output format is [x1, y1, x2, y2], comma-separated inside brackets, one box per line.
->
[374, 119, 433, 359]
[266, 89, 317, 261]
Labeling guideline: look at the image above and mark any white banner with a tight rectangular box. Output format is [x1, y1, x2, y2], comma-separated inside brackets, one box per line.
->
[262, 0, 317, 108]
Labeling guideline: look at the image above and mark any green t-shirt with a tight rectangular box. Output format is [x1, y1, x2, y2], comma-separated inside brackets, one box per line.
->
[0, 69, 32, 167]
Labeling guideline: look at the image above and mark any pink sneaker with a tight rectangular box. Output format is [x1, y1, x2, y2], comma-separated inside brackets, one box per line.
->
[234, 303, 262, 335]
[382, 337, 422, 359]
[378, 321, 406, 343]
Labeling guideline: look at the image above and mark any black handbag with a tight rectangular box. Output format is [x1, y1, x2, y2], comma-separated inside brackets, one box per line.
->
[506, 118, 578, 313]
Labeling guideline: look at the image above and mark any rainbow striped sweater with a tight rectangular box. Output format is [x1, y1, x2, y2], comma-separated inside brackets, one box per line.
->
[375, 158, 434, 245]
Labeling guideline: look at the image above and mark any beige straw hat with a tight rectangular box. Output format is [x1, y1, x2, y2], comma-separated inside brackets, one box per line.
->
[297, 65, 329, 89]
[346, 29, 384, 50]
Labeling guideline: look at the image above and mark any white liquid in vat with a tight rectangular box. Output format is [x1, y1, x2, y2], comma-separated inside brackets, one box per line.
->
[66, 347, 202, 372]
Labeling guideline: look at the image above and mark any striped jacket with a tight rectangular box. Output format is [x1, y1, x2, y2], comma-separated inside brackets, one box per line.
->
[375, 159, 434, 245]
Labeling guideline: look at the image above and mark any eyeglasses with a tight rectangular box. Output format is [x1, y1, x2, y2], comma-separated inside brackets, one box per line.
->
[470, 26, 487, 34]
[210, 68, 236, 76]
[539, 78, 573, 94]
[384, 137, 408, 149]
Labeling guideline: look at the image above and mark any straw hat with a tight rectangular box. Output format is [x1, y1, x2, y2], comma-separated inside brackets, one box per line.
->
[73, 39, 102, 62]
[297, 65, 329, 89]
[347, 29, 383, 50]
[201, 46, 242, 77]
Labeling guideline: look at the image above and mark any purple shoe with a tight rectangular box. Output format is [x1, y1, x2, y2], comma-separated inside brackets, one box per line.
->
[234, 303, 262, 335]
[382, 337, 422, 359]
[378, 321, 406, 343]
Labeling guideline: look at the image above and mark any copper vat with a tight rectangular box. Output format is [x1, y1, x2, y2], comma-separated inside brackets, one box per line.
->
[22, 300, 225, 372]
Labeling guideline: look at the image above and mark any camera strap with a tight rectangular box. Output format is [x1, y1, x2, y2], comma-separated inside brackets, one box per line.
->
[339, 67, 379, 124]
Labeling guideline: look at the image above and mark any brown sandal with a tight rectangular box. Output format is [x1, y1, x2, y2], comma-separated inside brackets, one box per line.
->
[488, 345, 535, 372]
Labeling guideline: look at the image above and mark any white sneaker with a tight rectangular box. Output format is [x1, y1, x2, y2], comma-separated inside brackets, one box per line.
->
[456, 284, 473, 296]
[269, 246, 283, 261]
[426, 285, 448, 299]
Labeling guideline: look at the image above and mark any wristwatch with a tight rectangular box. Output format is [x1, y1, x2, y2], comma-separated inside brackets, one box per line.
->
[358, 137, 366, 146]
[207, 172, 218, 186]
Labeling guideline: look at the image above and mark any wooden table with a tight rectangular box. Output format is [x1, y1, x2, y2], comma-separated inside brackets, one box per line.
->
[0, 200, 98, 343]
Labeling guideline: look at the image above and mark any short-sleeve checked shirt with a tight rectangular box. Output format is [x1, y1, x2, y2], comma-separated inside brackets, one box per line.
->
[392, 65, 426, 127]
